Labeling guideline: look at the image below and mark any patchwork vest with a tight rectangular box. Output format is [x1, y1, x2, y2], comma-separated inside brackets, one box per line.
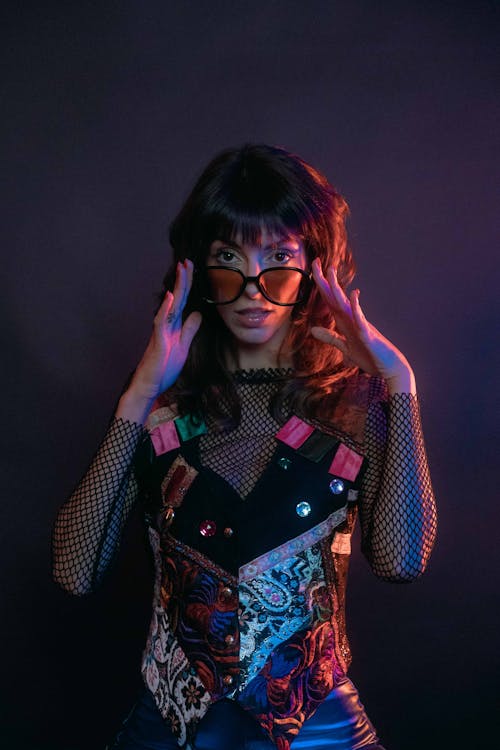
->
[134, 376, 371, 749]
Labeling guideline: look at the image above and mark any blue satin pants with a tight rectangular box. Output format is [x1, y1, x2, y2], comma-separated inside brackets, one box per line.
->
[108, 676, 386, 750]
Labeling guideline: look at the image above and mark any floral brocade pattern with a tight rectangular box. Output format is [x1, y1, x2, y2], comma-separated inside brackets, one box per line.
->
[159, 537, 241, 699]
[141, 529, 211, 748]
[238, 619, 345, 747]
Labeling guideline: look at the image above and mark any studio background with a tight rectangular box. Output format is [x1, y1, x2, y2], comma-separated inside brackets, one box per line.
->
[2, 2, 498, 749]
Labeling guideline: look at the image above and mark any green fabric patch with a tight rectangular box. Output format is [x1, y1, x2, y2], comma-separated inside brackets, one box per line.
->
[174, 413, 207, 441]
[296, 430, 338, 462]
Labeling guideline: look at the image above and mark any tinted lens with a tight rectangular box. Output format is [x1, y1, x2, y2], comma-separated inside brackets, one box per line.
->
[205, 268, 243, 303]
[260, 268, 305, 304]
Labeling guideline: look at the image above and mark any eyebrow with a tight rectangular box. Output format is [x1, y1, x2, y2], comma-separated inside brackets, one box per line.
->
[212, 237, 298, 250]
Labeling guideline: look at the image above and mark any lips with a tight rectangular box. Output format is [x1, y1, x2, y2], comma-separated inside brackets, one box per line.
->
[235, 308, 272, 327]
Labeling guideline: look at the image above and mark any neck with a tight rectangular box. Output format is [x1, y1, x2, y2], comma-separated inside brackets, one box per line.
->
[226, 344, 293, 371]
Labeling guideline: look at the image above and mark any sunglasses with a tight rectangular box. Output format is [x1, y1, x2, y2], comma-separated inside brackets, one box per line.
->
[199, 266, 312, 306]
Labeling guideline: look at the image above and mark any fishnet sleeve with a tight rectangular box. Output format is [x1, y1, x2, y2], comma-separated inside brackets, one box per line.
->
[358, 378, 437, 582]
[52, 416, 147, 595]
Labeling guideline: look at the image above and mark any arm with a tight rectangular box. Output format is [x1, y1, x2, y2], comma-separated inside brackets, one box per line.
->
[359, 376, 437, 582]
[52, 260, 202, 595]
[310, 259, 437, 581]
[52, 415, 147, 595]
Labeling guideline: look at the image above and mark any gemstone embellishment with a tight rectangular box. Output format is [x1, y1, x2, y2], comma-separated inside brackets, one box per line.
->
[199, 519, 217, 537]
[329, 478, 345, 495]
[278, 457, 292, 470]
[295, 501, 312, 517]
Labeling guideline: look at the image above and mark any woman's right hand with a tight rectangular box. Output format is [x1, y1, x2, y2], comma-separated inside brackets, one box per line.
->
[116, 259, 202, 423]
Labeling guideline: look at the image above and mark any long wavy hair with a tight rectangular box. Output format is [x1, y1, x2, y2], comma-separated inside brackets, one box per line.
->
[157, 143, 358, 429]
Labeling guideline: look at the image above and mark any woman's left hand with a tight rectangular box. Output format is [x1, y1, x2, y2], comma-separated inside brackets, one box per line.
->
[310, 258, 416, 394]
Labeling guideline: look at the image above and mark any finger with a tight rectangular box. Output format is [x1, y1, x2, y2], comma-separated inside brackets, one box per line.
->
[310, 326, 348, 356]
[311, 257, 329, 290]
[176, 259, 195, 317]
[311, 258, 336, 304]
[182, 258, 195, 308]
[180, 311, 202, 349]
[154, 290, 174, 327]
[326, 265, 349, 308]
[184, 257, 195, 287]
[312, 258, 348, 310]
[350, 289, 367, 330]
[171, 261, 186, 314]
[166, 261, 192, 329]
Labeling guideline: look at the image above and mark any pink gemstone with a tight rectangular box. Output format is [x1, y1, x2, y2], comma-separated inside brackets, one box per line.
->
[199, 520, 217, 537]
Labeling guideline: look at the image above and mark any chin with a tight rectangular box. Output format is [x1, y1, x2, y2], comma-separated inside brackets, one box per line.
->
[232, 329, 276, 346]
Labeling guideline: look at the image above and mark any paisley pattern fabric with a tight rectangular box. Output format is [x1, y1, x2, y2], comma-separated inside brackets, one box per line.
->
[239, 506, 347, 582]
[238, 544, 326, 689]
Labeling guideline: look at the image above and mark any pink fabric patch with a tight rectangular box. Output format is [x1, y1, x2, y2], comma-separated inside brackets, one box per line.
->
[328, 443, 363, 481]
[150, 420, 180, 456]
[275, 416, 315, 449]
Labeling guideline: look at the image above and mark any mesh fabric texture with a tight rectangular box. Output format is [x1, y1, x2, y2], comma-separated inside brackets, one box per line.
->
[52, 417, 146, 595]
[52, 368, 437, 593]
[359, 380, 437, 581]
[199, 368, 291, 498]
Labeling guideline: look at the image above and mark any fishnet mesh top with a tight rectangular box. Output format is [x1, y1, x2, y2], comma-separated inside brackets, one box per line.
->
[52, 369, 437, 594]
[199, 368, 292, 498]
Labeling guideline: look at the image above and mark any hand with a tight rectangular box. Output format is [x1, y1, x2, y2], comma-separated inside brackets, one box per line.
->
[310, 258, 415, 393]
[123, 259, 202, 405]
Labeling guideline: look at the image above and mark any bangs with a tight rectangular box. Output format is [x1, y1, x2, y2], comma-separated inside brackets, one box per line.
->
[197, 156, 318, 250]
[202, 206, 307, 249]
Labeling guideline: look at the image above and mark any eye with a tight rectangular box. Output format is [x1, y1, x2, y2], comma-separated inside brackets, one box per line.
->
[214, 248, 236, 263]
[271, 249, 294, 263]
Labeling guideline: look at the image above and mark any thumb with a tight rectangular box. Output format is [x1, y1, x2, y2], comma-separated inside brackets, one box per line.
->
[310, 326, 348, 355]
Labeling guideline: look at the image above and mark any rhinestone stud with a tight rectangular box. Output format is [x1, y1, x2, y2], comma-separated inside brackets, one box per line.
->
[329, 478, 345, 495]
[278, 457, 292, 470]
[295, 501, 312, 517]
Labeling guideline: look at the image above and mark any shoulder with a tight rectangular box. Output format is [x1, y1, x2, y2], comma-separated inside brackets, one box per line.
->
[145, 403, 179, 432]
[312, 370, 388, 445]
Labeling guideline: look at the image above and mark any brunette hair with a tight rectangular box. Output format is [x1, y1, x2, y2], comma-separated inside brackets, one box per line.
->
[158, 142, 358, 428]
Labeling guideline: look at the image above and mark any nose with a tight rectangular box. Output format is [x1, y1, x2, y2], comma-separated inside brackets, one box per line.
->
[243, 260, 262, 299]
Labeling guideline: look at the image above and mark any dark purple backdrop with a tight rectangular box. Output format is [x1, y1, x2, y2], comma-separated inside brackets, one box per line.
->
[2, 2, 498, 748]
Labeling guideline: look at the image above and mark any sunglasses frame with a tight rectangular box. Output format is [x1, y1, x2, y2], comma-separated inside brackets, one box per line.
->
[199, 265, 313, 306]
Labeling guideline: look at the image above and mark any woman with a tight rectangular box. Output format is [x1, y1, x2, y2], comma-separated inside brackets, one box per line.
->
[53, 143, 437, 750]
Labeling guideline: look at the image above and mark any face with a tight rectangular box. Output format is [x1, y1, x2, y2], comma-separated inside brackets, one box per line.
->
[206, 227, 308, 362]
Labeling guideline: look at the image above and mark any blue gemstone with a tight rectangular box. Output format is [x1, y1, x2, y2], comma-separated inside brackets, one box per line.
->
[296, 501, 312, 517]
[278, 457, 292, 470]
[329, 478, 345, 495]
